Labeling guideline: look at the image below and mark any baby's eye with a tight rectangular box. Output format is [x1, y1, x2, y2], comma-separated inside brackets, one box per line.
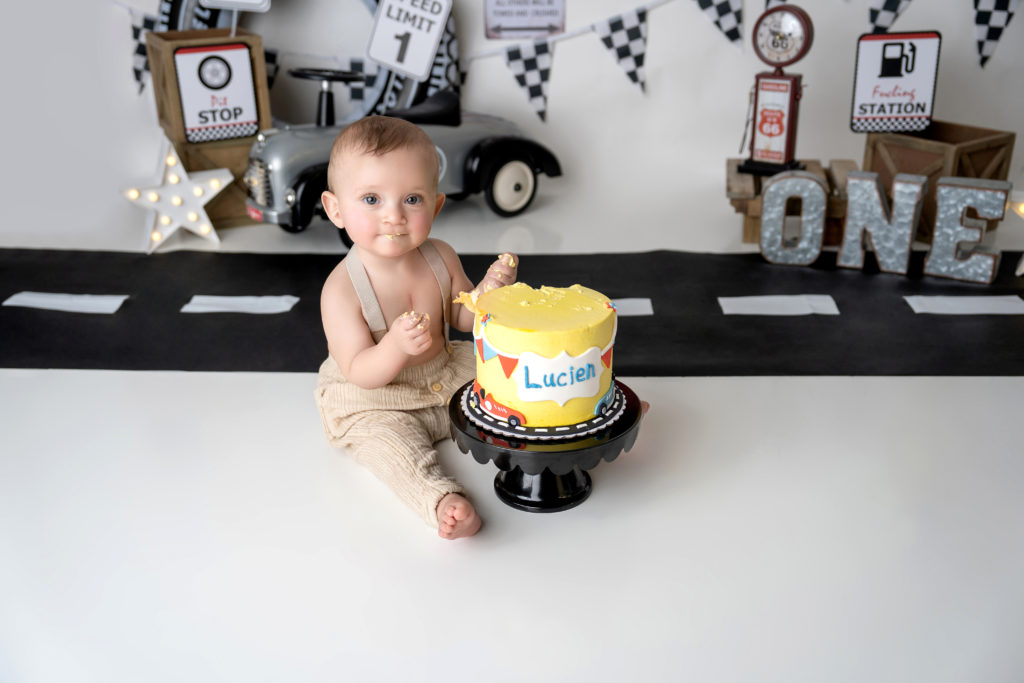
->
[361, 195, 379, 206]
[405, 195, 422, 206]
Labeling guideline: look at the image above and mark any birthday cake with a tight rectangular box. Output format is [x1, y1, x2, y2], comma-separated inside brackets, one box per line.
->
[460, 282, 623, 439]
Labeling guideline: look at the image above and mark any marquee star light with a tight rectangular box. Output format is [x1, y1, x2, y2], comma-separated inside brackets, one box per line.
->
[122, 136, 233, 253]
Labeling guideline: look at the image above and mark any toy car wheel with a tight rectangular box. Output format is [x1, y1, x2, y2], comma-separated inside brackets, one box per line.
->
[507, 415, 521, 428]
[279, 221, 306, 234]
[484, 159, 537, 217]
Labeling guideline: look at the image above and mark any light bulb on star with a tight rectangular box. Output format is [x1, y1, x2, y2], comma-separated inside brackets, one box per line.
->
[122, 135, 234, 253]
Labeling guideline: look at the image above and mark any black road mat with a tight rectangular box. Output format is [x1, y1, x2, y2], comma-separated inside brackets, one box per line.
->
[1, 248, 1022, 375]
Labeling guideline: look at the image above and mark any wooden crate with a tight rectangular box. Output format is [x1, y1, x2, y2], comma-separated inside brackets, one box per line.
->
[176, 137, 254, 228]
[726, 159, 858, 245]
[862, 120, 1015, 241]
[145, 28, 272, 145]
[146, 29, 271, 226]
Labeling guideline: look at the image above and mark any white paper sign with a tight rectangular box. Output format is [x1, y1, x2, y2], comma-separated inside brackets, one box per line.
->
[180, 295, 299, 314]
[367, 0, 453, 82]
[718, 295, 840, 316]
[485, 0, 566, 39]
[198, 0, 271, 11]
[904, 295, 1024, 315]
[851, 31, 941, 133]
[174, 43, 259, 143]
[513, 348, 603, 406]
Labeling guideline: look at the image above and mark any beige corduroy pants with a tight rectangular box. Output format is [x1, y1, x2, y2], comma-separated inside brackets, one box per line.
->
[315, 341, 474, 527]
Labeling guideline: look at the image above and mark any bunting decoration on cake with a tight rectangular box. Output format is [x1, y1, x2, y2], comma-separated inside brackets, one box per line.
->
[505, 41, 555, 121]
[694, 0, 744, 44]
[868, 0, 914, 33]
[974, 0, 1019, 66]
[593, 8, 650, 93]
[475, 316, 520, 378]
[765, 0, 788, 8]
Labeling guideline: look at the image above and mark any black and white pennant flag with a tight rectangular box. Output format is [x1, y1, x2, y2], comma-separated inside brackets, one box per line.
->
[264, 48, 280, 89]
[694, 0, 743, 45]
[129, 8, 157, 93]
[974, 0, 1019, 66]
[868, 0, 913, 33]
[593, 8, 649, 93]
[505, 40, 554, 121]
[344, 58, 379, 103]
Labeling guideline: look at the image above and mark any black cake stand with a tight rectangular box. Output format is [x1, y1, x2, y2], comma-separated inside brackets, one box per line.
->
[449, 379, 643, 512]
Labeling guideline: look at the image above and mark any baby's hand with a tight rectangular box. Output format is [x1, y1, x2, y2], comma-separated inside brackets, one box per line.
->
[478, 252, 518, 295]
[389, 311, 432, 356]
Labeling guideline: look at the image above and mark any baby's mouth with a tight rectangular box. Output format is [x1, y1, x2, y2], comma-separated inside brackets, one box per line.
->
[382, 233, 407, 241]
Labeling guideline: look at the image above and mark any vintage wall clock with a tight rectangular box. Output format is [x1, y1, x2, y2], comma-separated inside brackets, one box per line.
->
[740, 5, 814, 176]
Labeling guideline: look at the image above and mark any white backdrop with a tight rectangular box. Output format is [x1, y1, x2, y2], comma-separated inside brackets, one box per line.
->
[0, 0, 1022, 254]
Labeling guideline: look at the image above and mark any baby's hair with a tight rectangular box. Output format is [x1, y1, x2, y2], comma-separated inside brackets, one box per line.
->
[327, 115, 439, 191]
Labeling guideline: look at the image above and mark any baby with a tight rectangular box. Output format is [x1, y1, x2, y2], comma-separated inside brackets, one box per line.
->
[315, 115, 516, 539]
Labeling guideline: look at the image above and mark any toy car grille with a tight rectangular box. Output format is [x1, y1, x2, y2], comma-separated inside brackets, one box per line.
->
[244, 158, 273, 207]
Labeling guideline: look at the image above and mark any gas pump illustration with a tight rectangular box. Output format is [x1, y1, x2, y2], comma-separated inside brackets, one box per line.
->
[879, 42, 916, 77]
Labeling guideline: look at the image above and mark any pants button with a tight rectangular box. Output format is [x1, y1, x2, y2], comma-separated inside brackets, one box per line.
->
[431, 382, 444, 392]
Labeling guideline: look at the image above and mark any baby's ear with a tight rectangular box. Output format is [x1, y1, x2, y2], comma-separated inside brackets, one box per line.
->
[433, 193, 446, 219]
[321, 190, 343, 228]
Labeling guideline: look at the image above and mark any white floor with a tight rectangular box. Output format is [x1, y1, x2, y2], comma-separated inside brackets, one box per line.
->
[2, 370, 1023, 682]
[3, 215, 1024, 682]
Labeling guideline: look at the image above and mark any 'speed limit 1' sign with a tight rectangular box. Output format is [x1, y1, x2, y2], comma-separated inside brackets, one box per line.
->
[367, 0, 453, 82]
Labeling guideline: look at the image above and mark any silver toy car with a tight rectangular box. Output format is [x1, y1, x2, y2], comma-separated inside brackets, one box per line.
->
[243, 89, 561, 245]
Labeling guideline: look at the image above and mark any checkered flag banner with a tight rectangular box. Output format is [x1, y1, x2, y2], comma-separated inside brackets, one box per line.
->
[694, 0, 743, 45]
[129, 8, 157, 93]
[186, 122, 259, 143]
[505, 41, 555, 121]
[264, 48, 280, 89]
[342, 58, 379, 102]
[975, 0, 1019, 66]
[851, 116, 929, 133]
[868, 0, 913, 34]
[593, 9, 649, 93]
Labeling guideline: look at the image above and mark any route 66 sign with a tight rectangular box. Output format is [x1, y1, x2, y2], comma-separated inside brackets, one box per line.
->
[367, 0, 453, 82]
[758, 107, 785, 138]
[749, 74, 801, 167]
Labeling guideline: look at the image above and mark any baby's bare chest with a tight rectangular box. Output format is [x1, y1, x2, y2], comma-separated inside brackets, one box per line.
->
[374, 274, 444, 328]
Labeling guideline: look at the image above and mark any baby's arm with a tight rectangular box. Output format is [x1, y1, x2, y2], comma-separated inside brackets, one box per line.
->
[432, 240, 517, 332]
[320, 264, 432, 389]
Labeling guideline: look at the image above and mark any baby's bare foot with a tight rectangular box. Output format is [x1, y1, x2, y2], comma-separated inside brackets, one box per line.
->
[437, 493, 481, 540]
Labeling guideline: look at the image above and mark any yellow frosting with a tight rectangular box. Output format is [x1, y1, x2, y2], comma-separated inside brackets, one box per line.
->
[472, 283, 616, 428]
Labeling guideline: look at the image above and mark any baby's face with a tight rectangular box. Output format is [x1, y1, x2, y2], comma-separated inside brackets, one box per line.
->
[329, 146, 443, 258]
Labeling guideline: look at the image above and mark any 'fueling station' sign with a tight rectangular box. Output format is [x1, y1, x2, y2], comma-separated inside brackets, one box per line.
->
[851, 31, 941, 133]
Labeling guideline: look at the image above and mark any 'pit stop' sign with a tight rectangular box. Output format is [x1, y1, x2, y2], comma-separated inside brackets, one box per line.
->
[174, 43, 259, 143]
[367, 0, 453, 82]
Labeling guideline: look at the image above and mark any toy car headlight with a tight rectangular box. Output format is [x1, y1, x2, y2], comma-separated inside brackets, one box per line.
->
[255, 128, 278, 149]
[284, 188, 297, 206]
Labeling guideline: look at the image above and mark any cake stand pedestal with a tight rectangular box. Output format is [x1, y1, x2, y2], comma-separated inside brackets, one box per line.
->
[449, 380, 643, 513]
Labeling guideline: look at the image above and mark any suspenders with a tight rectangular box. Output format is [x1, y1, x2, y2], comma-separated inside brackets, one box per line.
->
[344, 241, 453, 347]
